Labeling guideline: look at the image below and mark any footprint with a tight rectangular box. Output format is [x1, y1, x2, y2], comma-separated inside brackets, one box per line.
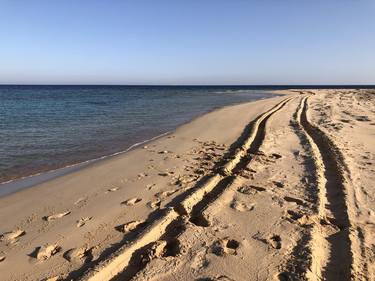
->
[210, 238, 240, 256]
[237, 186, 253, 195]
[271, 153, 282, 159]
[74, 197, 87, 205]
[155, 189, 177, 199]
[273, 181, 285, 188]
[0, 229, 26, 243]
[146, 183, 156, 190]
[230, 200, 254, 212]
[29, 244, 61, 261]
[105, 187, 119, 193]
[0, 256, 5, 262]
[43, 211, 71, 221]
[283, 196, 304, 205]
[158, 171, 175, 177]
[121, 198, 142, 206]
[137, 173, 148, 179]
[174, 175, 188, 186]
[340, 119, 352, 124]
[63, 246, 91, 263]
[286, 210, 303, 221]
[269, 235, 282, 249]
[194, 168, 206, 175]
[355, 115, 370, 122]
[251, 185, 266, 192]
[147, 199, 161, 210]
[76, 217, 92, 228]
[237, 185, 265, 195]
[116, 220, 145, 233]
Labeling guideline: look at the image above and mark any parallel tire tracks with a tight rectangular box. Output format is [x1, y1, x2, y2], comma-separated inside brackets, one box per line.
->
[80, 96, 293, 281]
[296, 96, 353, 281]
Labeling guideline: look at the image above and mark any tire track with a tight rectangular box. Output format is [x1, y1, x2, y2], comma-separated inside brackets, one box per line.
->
[296, 95, 352, 281]
[79, 96, 293, 281]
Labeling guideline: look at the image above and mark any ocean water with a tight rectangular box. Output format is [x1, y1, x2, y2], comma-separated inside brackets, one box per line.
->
[0, 85, 279, 184]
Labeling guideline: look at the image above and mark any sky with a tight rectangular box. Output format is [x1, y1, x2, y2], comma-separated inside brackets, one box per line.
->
[0, 0, 374, 85]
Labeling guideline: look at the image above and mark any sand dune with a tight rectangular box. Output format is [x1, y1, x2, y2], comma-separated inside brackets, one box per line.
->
[0, 90, 374, 280]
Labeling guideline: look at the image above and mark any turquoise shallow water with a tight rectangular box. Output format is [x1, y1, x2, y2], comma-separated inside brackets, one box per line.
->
[0, 85, 279, 183]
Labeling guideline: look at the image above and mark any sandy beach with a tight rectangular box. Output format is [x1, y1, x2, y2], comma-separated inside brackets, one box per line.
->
[0, 89, 374, 281]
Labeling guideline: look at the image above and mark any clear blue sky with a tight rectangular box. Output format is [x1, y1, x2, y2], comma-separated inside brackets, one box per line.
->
[0, 0, 374, 85]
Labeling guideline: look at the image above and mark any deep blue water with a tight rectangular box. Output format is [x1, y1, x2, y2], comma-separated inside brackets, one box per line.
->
[0, 85, 278, 183]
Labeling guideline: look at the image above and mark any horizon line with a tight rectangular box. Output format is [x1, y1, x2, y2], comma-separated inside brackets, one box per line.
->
[1, 83, 374, 87]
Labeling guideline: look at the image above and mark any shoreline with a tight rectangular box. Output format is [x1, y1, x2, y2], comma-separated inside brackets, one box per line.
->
[0, 93, 281, 197]
[0, 131, 172, 197]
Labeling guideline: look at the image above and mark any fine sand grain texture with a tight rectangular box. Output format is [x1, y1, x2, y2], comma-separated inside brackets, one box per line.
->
[0, 90, 374, 281]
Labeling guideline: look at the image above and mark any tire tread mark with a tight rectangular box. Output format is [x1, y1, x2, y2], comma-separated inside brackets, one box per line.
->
[297, 96, 352, 281]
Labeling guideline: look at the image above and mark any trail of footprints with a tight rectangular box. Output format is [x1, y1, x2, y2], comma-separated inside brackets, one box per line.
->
[0, 131, 229, 272]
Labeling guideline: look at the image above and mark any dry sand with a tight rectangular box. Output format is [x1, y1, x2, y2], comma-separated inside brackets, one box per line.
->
[0, 89, 374, 281]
